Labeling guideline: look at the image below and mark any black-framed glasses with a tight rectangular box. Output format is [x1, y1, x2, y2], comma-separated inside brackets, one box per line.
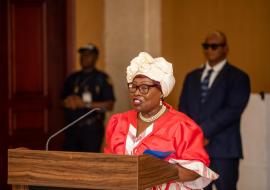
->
[127, 83, 161, 95]
[202, 43, 226, 50]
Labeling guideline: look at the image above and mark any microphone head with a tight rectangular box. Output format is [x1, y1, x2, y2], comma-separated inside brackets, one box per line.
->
[94, 107, 106, 113]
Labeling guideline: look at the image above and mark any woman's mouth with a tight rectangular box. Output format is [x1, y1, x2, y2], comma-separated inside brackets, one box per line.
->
[133, 98, 143, 106]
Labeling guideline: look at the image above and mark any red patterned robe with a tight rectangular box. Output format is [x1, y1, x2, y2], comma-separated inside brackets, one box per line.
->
[104, 103, 218, 190]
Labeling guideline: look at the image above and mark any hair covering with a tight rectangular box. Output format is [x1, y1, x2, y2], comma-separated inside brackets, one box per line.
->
[126, 52, 175, 97]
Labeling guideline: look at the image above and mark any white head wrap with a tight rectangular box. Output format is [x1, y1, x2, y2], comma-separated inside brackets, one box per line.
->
[126, 52, 175, 97]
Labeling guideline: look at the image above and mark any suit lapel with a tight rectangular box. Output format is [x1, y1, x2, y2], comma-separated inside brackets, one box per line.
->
[207, 62, 230, 98]
[194, 68, 204, 107]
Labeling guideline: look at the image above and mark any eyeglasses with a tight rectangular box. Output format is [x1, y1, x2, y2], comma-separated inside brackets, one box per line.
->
[127, 83, 161, 95]
[202, 43, 226, 50]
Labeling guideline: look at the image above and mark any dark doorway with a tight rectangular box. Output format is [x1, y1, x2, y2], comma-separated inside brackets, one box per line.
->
[0, 0, 74, 189]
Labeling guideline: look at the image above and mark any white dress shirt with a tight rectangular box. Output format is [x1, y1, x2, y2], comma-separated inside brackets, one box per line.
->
[201, 59, 227, 88]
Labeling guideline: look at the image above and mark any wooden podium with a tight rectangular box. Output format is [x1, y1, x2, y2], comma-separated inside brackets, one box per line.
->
[8, 149, 179, 190]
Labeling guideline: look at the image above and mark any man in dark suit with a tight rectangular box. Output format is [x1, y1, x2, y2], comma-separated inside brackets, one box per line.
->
[178, 31, 250, 190]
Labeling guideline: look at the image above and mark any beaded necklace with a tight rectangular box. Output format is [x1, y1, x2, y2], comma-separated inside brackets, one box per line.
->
[139, 104, 166, 123]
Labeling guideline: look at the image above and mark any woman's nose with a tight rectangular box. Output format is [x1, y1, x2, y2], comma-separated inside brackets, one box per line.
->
[134, 88, 141, 95]
[134, 86, 144, 95]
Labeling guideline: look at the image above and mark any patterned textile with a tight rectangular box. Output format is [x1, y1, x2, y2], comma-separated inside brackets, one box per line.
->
[200, 69, 213, 103]
[126, 52, 175, 97]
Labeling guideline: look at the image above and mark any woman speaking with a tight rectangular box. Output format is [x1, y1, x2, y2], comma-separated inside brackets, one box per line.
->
[104, 52, 218, 190]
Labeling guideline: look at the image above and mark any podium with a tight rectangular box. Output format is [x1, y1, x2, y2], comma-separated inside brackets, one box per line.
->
[8, 149, 179, 190]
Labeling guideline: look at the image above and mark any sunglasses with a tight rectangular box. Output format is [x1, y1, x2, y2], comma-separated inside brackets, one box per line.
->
[202, 43, 226, 50]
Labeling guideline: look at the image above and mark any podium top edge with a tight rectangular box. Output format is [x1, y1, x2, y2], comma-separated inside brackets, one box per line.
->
[8, 148, 154, 158]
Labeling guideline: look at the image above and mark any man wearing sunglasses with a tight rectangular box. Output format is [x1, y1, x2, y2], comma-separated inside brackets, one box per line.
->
[178, 31, 250, 190]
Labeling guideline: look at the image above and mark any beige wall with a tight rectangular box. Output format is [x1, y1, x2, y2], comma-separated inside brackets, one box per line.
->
[75, 0, 104, 70]
[162, 0, 270, 108]
[75, 0, 270, 108]
[104, 0, 161, 113]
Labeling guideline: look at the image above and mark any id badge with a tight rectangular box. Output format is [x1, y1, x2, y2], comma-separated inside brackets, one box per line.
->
[82, 91, 92, 103]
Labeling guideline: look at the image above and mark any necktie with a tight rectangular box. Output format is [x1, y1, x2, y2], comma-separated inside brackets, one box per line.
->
[200, 69, 213, 103]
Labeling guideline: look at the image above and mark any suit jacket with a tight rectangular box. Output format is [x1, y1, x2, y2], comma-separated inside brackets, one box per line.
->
[179, 63, 250, 158]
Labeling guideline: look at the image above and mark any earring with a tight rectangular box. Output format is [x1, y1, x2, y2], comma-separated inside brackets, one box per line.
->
[160, 94, 164, 105]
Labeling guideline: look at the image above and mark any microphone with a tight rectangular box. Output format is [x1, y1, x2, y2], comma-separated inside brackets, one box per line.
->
[45, 107, 103, 151]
